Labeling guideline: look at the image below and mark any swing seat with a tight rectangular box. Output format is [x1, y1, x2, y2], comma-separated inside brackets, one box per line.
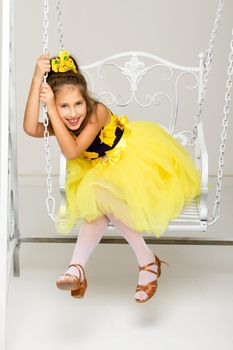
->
[58, 52, 208, 234]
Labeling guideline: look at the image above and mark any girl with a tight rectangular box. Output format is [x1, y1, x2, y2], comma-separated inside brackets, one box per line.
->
[23, 50, 201, 303]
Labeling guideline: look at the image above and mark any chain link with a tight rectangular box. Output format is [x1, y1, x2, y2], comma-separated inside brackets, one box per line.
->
[208, 29, 233, 225]
[43, 0, 49, 56]
[189, 0, 224, 146]
[56, 0, 64, 51]
[42, 0, 57, 221]
[42, 0, 65, 221]
[186, 0, 233, 226]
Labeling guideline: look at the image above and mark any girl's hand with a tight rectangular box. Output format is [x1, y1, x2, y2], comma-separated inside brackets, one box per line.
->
[33, 52, 51, 82]
[39, 82, 55, 110]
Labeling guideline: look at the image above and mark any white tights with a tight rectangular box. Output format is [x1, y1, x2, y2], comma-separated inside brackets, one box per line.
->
[62, 214, 158, 301]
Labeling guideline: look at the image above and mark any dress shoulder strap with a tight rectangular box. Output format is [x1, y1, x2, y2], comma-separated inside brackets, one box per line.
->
[106, 105, 114, 115]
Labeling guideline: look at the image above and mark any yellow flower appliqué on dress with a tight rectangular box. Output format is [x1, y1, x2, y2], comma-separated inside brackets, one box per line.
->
[83, 115, 131, 168]
[98, 115, 127, 147]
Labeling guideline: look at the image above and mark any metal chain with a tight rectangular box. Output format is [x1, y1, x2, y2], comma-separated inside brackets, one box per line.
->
[56, 0, 64, 51]
[190, 0, 224, 146]
[42, 0, 49, 57]
[208, 28, 233, 225]
[42, 0, 57, 221]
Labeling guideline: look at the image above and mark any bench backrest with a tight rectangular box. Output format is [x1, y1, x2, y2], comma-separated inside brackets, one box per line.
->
[80, 51, 204, 147]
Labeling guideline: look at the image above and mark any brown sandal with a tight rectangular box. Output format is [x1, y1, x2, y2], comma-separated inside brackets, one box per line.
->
[56, 263, 87, 298]
[135, 253, 170, 303]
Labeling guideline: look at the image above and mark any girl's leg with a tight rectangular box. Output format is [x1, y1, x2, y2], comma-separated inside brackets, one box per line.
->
[107, 213, 158, 301]
[59, 215, 109, 282]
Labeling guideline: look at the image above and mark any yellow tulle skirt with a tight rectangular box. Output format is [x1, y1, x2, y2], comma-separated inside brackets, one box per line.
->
[55, 120, 202, 238]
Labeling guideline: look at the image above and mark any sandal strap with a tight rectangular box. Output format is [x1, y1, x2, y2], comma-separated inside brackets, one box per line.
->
[138, 261, 156, 270]
[138, 254, 160, 273]
[62, 273, 80, 283]
[67, 263, 86, 281]
[139, 267, 158, 275]
[136, 280, 158, 292]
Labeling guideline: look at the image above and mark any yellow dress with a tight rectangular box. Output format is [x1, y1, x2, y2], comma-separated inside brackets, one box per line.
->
[55, 111, 201, 238]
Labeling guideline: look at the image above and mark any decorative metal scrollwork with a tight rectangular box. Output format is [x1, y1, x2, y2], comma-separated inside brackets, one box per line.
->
[81, 52, 199, 144]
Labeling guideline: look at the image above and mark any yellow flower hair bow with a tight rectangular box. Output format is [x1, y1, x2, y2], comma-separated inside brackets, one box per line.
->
[51, 50, 78, 73]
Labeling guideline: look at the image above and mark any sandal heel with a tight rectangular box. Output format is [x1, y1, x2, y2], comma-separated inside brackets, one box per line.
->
[71, 282, 87, 298]
[70, 264, 87, 299]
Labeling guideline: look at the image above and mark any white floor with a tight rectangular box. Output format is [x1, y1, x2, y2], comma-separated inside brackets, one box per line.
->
[5, 175, 233, 349]
[6, 243, 233, 350]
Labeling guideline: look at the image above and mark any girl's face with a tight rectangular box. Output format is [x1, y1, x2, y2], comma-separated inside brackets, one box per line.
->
[55, 84, 87, 131]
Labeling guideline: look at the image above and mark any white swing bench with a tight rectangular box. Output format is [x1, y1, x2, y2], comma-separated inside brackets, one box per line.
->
[39, 0, 232, 240]
[58, 51, 208, 234]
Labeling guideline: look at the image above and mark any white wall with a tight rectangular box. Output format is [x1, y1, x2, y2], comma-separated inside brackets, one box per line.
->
[15, 0, 233, 177]
[0, 0, 231, 236]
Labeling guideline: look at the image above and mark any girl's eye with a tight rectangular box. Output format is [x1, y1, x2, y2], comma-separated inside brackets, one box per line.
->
[60, 102, 81, 108]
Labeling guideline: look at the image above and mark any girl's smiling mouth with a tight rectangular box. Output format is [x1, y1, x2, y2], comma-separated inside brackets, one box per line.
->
[68, 117, 80, 126]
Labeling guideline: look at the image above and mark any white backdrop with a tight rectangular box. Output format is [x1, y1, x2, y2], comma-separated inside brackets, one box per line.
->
[13, 0, 233, 176]
[0, 0, 233, 237]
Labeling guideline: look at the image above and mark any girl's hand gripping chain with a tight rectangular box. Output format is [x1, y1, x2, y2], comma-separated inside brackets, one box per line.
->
[39, 82, 56, 112]
[37, 52, 56, 112]
[34, 52, 51, 82]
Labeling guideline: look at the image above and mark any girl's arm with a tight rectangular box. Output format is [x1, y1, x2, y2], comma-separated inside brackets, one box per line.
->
[47, 98, 109, 160]
[23, 53, 54, 137]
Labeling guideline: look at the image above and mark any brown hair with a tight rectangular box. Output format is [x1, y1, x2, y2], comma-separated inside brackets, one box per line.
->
[47, 54, 99, 136]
